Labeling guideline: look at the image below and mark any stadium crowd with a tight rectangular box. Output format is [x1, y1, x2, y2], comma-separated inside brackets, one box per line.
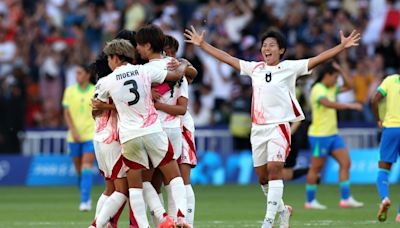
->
[0, 0, 400, 153]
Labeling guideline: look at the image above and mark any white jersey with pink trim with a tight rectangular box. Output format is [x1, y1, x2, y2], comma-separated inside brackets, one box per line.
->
[146, 58, 189, 129]
[239, 59, 311, 125]
[93, 77, 119, 143]
[179, 77, 195, 132]
[97, 63, 167, 143]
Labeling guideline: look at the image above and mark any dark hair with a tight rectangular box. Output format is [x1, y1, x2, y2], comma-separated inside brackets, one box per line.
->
[164, 35, 179, 52]
[260, 29, 287, 58]
[116, 29, 137, 47]
[89, 53, 111, 80]
[135, 24, 165, 53]
[312, 62, 337, 87]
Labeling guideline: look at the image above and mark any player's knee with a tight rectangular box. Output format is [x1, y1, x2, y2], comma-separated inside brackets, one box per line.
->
[258, 175, 269, 185]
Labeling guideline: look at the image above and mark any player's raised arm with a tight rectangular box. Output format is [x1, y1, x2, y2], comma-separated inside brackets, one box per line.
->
[308, 30, 361, 70]
[184, 25, 241, 71]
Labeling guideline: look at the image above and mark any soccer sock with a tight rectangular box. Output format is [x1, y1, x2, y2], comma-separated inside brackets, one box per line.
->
[265, 180, 284, 225]
[169, 177, 187, 220]
[143, 181, 166, 227]
[129, 188, 149, 228]
[185, 184, 195, 226]
[165, 184, 176, 221]
[158, 193, 164, 207]
[340, 180, 350, 200]
[80, 168, 93, 203]
[261, 184, 284, 212]
[96, 191, 127, 228]
[293, 168, 309, 179]
[376, 168, 390, 200]
[95, 194, 109, 217]
[109, 200, 126, 228]
[128, 202, 138, 228]
[306, 184, 317, 203]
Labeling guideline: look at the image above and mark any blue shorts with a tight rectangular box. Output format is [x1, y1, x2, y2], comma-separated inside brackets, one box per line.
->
[379, 127, 400, 163]
[68, 141, 95, 157]
[308, 135, 346, 157]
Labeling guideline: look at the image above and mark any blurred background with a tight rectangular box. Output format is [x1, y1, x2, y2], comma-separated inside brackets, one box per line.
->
[0, 0, 399, 186]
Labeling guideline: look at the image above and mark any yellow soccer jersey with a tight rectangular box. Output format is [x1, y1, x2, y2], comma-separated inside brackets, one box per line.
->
[62, 84, 95, 142]
[377, 74, 400, 127]
[308, 83, 339, 136]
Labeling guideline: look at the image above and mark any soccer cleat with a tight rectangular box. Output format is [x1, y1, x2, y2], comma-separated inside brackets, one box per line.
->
[79, 200, 92, 212]
[158, 215, 175, 228]
[395, 214, 400, 222]
[175, 216, 191, 228]
[339, 196, 364, 208]
[279, 205, 293, 228]
[377, 198, 391, 222]
[304, 199, 327, 210]
[261, 218, 273, 228]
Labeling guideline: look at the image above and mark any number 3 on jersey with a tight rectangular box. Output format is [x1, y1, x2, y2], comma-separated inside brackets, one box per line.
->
[124, 80, 140, 105]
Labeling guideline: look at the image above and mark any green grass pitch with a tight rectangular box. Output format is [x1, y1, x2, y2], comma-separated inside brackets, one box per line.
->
[1, 184, 399, 227]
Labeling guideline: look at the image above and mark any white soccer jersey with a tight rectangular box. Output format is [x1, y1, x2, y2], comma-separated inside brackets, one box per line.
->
[93, 77, 119, 143]
[97, 63, 167, 143]
[239, 59, 311, 125]
[180, 77, 195, 132]
[146, 58, 189, 128]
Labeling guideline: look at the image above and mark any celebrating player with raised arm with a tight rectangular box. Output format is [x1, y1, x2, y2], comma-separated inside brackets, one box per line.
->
[96, 39, 188, 228]
[184, 26, 360, 227]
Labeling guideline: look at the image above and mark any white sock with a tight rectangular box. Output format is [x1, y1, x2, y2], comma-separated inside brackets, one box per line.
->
[129, 188, 149, 228]
[165, 184, 177, 221]
[261, 183, 284, 212]
[185, 184, 195, 227]
[169, 177, 187, 219]
[96, 192, 127, 228]
[95, 194, 109, 217]
[158, 193, 164, 207]
[265, 180, 284, 225]
[261, 184, 268, 197]
[143, 182, 166, 227]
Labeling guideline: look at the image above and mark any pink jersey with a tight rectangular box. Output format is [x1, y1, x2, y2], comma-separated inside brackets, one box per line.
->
[239, 59, 311, 125]
[97, 63, 167, 143]
[146, 58, 188, 129]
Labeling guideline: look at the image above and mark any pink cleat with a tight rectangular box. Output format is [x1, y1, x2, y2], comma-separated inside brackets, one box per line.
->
[158, 215, 175, 228]
[395, 214, 400, 223]
[175, 217, 191, 228]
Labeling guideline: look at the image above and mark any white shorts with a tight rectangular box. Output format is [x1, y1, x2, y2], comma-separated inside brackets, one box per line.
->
[250, 122, 291, 167]
[164, 127, 182, 160]
[179, 126, 197, 166]
[94, 140, 126, 180]
[121, 131, 174, 170]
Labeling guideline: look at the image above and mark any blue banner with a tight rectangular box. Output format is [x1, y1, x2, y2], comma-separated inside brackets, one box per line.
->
[0, 155, 31, 185]
[26, 155, 103, 186]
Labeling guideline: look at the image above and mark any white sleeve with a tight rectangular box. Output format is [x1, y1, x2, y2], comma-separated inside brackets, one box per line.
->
[239, 60, 258, 76]
[96, 77, 111, 102]
[144, 65, 168, 83]
[180, 77, 189, 99]
[286, 59, 312, 77]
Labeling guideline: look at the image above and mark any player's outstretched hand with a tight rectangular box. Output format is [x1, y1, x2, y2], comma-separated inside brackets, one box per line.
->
[340, 30, 361, 49]
[184, 25, 205, 46]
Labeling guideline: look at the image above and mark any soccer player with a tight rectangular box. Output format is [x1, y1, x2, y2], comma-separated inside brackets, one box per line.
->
[62, 64, 96, 211]
[305, 62, 364, 210]
[96, 38, 189, 228]
[164, 34, 198, 227]
[184, 26, 360, 227]
[90, 75, 128, 228]
[371, 73, 400, 222]
[135, 25, 189, 226]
